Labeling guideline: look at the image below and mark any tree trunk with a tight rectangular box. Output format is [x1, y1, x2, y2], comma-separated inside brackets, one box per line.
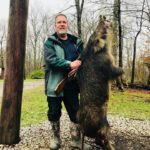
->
[77, 11, 82, 38]
[118, 0, 123, 67]
[75, 0, 84, 38]
[113, 0, 124, 90]
[112, 0, 119, 64]
[0, 0, 29, 144]
[131, 0, 145, 84]
[0, 30, 5, 79]
[147, 65, 150, 86]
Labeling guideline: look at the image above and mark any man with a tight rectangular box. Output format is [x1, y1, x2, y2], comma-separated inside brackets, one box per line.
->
[44, 14, 89, 150]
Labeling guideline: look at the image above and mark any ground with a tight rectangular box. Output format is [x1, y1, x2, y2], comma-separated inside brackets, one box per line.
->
[0, 82, 149, 150]
[0, 112, 149, 150]
[128, 88, 150, 94]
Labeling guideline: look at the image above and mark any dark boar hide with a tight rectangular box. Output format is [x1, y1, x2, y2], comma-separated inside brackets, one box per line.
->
[77, 16, 124, 150]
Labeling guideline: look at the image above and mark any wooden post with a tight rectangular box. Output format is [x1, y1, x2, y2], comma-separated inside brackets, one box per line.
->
[0, 0, 29, 144]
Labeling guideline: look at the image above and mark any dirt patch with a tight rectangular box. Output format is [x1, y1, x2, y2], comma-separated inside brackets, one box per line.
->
[127, 88, 150, 94]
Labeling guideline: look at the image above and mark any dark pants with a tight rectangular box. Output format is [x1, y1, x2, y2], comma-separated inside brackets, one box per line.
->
[47, 87, 79, 123]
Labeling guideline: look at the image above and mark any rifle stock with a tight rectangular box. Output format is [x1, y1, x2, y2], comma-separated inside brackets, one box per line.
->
[55, 55, 81, 95]
[54, 71, 76, 95]
[54, 77, 68, 95]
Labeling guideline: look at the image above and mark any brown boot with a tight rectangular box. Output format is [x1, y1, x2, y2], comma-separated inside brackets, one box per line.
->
[70, 122, 92, 150]
[50, 121, 61, 150]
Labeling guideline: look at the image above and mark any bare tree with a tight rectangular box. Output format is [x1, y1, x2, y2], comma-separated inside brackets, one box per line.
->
[38, 14, 54, 69]
[117, 0, 123, 67]
[28, 8, 45, 70]
[0, 0, 29, 144]
[25, 9, 54, 76]
[112, 0, 119, 63]
[0, 23, 6, 78]
[69, 12, 97, 44]
[131, 0, 146, 84]
[74, 0, 84, 38]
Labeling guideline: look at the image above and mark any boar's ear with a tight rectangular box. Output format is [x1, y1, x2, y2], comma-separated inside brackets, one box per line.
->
[103, 16, 106, 20]
[100, 15, 102, 20]
[99, 15, 106, 21]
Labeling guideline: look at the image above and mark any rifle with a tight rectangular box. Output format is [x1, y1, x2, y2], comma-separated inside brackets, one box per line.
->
[54, 70, 76, 95]
[55, 55, 81, 95]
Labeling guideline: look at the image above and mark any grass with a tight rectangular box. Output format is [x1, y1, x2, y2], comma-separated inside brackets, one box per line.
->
[0, 83, 150, 127]
[109, 89, 150, 120]
[0, 79, 48, 127]
[21, 86, 47, 127]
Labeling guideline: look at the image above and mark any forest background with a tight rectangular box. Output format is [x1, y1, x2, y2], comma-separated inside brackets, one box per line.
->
[0, 0, 150, 85]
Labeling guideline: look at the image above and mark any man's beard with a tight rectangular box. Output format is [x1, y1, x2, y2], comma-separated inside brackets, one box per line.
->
[58, 30, 67, 37]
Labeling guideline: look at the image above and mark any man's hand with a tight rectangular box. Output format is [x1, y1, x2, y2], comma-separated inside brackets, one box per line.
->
[70, 60, 81, 70]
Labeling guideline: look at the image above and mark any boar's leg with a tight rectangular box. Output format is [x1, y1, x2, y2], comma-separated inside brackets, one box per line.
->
[109, 66, 124, 80]
[81, 132, 85, 150]
[95, 123, 115, 150]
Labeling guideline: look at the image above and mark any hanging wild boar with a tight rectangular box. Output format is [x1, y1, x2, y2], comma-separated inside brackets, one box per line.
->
[77, 16, 124, 150]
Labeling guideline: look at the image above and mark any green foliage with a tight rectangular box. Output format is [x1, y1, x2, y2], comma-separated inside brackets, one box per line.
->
[30, 70, 44, 79]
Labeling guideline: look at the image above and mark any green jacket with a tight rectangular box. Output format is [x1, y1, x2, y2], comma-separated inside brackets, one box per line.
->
[44, 33, 83, 97]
